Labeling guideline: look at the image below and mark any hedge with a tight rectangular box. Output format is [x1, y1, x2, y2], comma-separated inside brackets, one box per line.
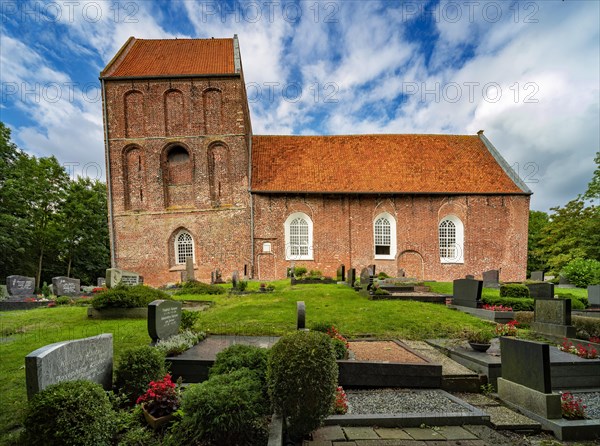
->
[91, 285, 171, 309]
[482, 295, 534, 311]
[499, 283, 530, 298]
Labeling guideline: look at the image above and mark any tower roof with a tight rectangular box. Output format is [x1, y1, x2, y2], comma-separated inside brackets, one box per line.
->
[101, 37, 237, 79]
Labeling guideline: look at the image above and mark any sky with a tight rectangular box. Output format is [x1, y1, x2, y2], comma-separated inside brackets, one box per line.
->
[1, 0, 598, 212]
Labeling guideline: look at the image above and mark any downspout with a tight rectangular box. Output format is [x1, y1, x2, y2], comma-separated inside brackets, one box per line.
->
[101, 78, 117, 267]
[249, 136, 255, 278]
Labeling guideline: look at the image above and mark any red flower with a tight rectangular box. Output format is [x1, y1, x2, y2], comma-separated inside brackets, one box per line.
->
[136, 374, 180, 418]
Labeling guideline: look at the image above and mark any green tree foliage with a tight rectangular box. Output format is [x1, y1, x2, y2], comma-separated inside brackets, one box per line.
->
[0, 122, 109, 286]
[527, 210, 549, 275]
[583, 151, 600, 202]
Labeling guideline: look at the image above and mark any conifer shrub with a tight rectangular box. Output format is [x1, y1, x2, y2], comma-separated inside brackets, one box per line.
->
[499, 283, 530, 298]
[174, 280, 225, 295]
[23, 380, 116, 446]
[168, 369, 268, 446]
[114, 346, 166, 404]
[209, 344, 269, 387]
[267, 331, 338, 440]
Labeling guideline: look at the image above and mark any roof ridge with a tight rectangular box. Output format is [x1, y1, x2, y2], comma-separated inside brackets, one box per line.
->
[254, 133, 477, 137]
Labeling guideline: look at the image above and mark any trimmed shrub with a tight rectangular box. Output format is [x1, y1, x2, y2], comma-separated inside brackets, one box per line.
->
[562, 258, 600, 288]
[377, 271, 390, 279]
[180, 309, 200, 331]
[331, 338, 348, 360]
[482, 295, 534, 311]
[23, 380, 115, 446]
[210, 344, 269, 384]
[293, 266, 307, 278]
[500, 284, 530, 298]
[311, 321, 337, 333]
[170, 369, 268, 446]
[267, 331, 338, 440]
[556, 294, 586, 310]
[114, 346, 166, 404]
[308, 269, 323, 278]
[514, 311, 534, 328]
[55, 296, 72, 305]
[573, 316, 600, 339]
[174, 281, 225, 295]
[91, 285, 171, 309]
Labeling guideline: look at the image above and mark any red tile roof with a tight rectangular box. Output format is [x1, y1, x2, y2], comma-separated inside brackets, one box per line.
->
[102, 38, 235, 78]
[251, 134, 527, 194]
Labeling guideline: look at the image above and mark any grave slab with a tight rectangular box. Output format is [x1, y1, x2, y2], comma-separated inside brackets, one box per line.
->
[497, 378, 561, 419]
[6, 275, 35, 297]
[312, 425, 346, 441]
[452, 279, 482, 308]
[374, 428, 412, 440]
[106, 268, 142, 288]
[52, 276, 80, 296]
[343, 427, 379, 440]
[148, 300, 182, 342]
[530, 271, 545, 282]
[500, 337, 551, 393]
[483, 405, 541, 431]
[589, 285, 600, 308]
[526, 282, 554, 300]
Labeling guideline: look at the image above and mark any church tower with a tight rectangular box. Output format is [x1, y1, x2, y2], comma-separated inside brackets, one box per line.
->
[100, 36, 253, 285]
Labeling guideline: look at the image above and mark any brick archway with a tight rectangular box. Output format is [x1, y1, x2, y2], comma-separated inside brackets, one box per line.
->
[397, 250, 424, 280]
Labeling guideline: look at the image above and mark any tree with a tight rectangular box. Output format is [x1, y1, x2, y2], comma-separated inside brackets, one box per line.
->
[583, 151, 600, 202]
[527, 210, 549, 274]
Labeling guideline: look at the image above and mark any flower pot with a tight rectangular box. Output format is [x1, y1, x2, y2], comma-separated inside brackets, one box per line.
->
[468, 341, 491, 352]
[142, 405, 175, 430]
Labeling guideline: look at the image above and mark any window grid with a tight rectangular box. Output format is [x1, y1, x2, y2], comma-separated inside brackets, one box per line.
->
[374, 217, 391, 255]
[439, 220, 456, 259]
[289, 217, 309, 256]
[176, 232, 194, 264]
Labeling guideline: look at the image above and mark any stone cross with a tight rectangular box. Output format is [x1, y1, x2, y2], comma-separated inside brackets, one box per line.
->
[185, 257, 195, 282]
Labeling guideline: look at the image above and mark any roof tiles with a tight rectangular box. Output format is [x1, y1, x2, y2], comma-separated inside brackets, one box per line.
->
[104, 38, 235, 78]
[251, 134, 525, 194]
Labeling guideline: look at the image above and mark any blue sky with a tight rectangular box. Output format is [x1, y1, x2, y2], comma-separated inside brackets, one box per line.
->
[1, 0, 598, 211]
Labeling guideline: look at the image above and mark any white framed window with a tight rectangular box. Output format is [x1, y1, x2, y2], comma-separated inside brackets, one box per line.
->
[373, 212, 397, 260]
[439, 215, 464, 263]
[284, 212, 313, 260]
[175, 230, 195, 265]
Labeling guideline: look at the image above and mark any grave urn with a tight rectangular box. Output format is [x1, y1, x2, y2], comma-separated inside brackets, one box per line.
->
[468, 341, 492, 352]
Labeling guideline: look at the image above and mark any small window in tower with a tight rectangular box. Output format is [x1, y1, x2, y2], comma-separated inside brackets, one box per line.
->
[167, 146, 189, 164]
[263, 242, 272, 253]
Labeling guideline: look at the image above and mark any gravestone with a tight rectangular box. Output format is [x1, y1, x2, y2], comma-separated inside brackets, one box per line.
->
[558, 274, 575, 289]
[105, 268, 142, 288]
[297, 301, 306, 330]
[360, 267, 374, 292]
[465, 274, 475, 280]
[530, 271, 545, 282]
[211, 269, 225, 284]
[497, 337, 561, 419]
[97, 277, 106, 287]
[232, 270, 239, 288]
[52, 276, 80, 296]
[531, 299, 576, 338]
[148, 300, 182, 343]
[452, 279, 483, 308]
[6, 275, 36, 297]
[526, 282, 554, 300]
[25, 334, 113, 399]
[589, 285, 600, 308]
[368, 264, 376, 277]
[185, 257, 195, 282]
[482, 269, 500, 288]
[336, 265, 345, 282]
[397, 268, 405, 278]
[347, 268, 356, 286]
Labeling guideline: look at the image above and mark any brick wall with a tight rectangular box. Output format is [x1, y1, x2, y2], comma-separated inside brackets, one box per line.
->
[252, 194, 530, 282]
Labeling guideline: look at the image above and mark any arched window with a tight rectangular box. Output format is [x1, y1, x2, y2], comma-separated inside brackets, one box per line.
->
[175, 231, 195, 265]
[439, 215, 464, 263]
[373, 212, 397, 259]
[284, 212, 313, 260]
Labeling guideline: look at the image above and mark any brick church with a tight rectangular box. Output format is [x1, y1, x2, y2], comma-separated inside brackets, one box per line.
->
[100, 36, 531, 286]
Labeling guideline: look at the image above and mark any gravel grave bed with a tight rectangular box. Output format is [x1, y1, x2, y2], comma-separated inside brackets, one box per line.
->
[349, 341, 426, 363]
[576, 392, 600, 420]
[346, 389, 471, 415]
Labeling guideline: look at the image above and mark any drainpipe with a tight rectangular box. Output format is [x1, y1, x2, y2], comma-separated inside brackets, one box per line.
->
[101, 78, 116, 267]
[249, 136, 255, 278]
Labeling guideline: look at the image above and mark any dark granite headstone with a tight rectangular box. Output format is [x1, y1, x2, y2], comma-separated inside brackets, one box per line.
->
[6, 275, 35, 297]
[530, 271, 545, 282]
[106, 268, 141, 288]
[535, 299, 571, 325]
[500, 337, 551, 393]
[97, 277, 106, 287]
[52, 276, 80, 296]
[185, 257, 195, 282]
[25, 334, 113, 399]
[347, 268, 356, 286]
[452, 279, 483, 308]
[148, 300, 182, 342]
[297, 301, 305, 330]
[465, 274, 475, 280]
[526, 282, 554, 300]
[482, 270, 500, 288]
[589, 285, 600, 308]
[336, 265, 345, 282]
[232, 270, 239, 288]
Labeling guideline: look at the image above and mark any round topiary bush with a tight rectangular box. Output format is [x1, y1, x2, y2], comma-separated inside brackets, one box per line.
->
[23, 380, 116, 446]
[91, 284, 171, 309]
[114, 346, 166, 404]
[168, 369, 268, 446]
[562, 258, 600, 288]
[499, 283, 530, 298]
[267, 331, 338, 440]
[209, 344, 269, 385]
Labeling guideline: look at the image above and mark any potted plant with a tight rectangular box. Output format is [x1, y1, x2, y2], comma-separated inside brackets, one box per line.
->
[136, 374, 181, 429]
[463, 328, 495, 352]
